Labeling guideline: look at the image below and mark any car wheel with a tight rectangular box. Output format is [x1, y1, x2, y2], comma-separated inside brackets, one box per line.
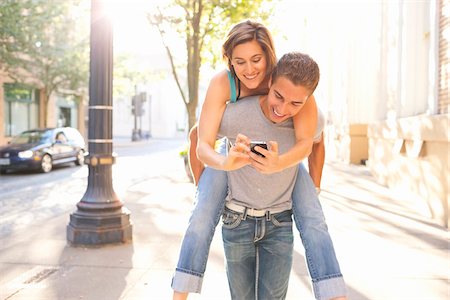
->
[40, 154, 53, 173]
[75, 150, 84, 166]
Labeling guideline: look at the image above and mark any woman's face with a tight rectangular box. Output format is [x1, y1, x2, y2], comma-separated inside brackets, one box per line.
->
[231, 39, 267, 90]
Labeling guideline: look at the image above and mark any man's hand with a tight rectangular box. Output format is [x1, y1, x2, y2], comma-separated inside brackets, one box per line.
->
[249, 141, 283, 174]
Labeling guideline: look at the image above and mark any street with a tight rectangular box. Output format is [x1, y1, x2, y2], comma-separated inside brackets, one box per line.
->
[0, 137, 448, 300]
[0, 138, 188, 238]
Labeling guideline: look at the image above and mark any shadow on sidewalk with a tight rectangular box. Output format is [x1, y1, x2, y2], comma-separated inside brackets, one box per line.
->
[55, 243, 134, 300]
[324, 192, 447, 249]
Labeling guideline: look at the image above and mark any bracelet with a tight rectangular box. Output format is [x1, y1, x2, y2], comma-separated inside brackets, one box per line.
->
[315, 187, 321, 195]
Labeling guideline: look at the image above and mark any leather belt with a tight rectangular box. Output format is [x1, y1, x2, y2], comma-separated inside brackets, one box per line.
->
[225, 202, 288, 217]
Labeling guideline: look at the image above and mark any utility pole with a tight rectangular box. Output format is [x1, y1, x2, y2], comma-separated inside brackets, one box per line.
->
[67, 0, 132, 245]
[131, 85, 140, 141]
[147, 94, 152, 138]
[131, 96, 139, 141]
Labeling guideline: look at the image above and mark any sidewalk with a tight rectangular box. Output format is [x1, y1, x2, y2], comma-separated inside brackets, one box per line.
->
[0, 140, 448, 300]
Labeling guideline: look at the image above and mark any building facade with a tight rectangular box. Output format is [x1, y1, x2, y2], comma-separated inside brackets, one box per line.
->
[0, 73, 86, 145]
[310, 0, 449, 227]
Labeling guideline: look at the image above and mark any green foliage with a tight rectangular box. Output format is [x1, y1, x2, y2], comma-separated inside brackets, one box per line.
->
[0, 0, 52, 68]
[4, 82, 33, 101]
[158, 0, 274, 66]
[113, 53, 167, 99]
[199, 0, 275, 66]
[0, 0, 89, 97]
[179, 146, 188, 157]
[148, 0, 275, 132]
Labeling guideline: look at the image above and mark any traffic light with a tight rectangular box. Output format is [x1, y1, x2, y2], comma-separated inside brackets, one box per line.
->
[131, 92, 146, 116]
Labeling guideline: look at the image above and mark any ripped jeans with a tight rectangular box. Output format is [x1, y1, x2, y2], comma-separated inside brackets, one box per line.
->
[172, 164, 346, 300]
[222, 208, 294, 300]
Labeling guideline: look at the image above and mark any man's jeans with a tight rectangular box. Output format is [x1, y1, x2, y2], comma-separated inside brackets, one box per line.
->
[222, 208, 294, 300]
[172, 164, 346, 299]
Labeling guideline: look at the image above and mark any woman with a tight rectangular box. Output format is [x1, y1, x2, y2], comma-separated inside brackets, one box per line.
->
[172, 20, 346, 300]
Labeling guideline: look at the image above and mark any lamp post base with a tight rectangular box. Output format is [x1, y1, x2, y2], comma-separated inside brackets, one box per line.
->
[67, 207, 132, 246]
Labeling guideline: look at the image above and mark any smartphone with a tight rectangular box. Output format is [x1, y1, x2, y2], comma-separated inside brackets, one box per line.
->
[250, 141, 268, 157]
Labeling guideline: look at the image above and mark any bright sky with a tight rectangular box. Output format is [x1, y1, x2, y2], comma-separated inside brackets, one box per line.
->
[108, 1, 166, 53]
[107, 0, 311, 68]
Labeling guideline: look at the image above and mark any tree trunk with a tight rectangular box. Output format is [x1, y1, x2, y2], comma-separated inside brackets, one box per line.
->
[187, 103, 197, 134]
[186, 60, 200, 132]
[40, 89, 49, 128]
[186, 0, 202, 132]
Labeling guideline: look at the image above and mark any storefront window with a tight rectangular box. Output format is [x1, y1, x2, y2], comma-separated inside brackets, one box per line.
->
[4, 83, 39, 136]
[56, 94, 78, 128]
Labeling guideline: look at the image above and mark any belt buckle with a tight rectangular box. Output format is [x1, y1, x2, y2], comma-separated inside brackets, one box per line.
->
[248, 207, 265, 217]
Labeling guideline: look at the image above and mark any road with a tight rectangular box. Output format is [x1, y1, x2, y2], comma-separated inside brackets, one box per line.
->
[0, 137, 187, 238]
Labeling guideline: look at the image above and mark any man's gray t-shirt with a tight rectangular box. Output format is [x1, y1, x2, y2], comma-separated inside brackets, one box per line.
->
[218, 96, 298, 211]
[314, 108, 325, 142]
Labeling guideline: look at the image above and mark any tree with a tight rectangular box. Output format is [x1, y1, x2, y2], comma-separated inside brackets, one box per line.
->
[148, 0, 274, 132]
[0, 0, 89, 127]
[113, 53, 166, 99]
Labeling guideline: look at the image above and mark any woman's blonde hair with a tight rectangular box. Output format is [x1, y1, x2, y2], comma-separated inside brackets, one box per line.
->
[222, 20, 277, 77]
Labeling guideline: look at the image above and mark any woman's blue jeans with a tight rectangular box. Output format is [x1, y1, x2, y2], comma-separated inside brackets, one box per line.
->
[171, 164, 346, 299]
[222, 208, 294, 300]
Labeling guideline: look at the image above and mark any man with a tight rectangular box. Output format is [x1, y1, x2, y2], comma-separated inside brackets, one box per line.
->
[188, 101, 326, 194]
[216, 52, 346, 299]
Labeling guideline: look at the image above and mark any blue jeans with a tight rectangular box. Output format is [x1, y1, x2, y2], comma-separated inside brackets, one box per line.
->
[292, 165, 346, 299]
[222, 208, 294, 300]
[172, 164, 346, 299]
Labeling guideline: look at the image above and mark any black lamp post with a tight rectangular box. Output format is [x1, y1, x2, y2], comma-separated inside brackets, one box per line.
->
[67, 0, 132, 245]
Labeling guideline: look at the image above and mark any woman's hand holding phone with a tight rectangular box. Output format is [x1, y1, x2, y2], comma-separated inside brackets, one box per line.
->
[222, 133, 251, 171]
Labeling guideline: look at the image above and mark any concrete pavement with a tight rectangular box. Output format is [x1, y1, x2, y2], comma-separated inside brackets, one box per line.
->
[0, 138, 448, 300]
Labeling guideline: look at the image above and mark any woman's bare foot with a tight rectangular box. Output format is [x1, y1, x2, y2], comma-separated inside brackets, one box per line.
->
[173, 291, 188, 300]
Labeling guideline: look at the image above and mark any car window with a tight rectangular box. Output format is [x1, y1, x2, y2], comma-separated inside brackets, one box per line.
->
[64, 128, 75, 141]
[40, 131, 53, 143]
[55, 132, 68, 143]
[64, 128, 85, 145]
[11, 131, 52, 144]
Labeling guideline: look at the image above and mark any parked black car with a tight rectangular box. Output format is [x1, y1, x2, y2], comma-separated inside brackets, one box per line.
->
[0, 127, 86, 174]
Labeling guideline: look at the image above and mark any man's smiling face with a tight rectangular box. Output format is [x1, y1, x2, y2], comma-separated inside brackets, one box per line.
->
[261, 76, 311, 123]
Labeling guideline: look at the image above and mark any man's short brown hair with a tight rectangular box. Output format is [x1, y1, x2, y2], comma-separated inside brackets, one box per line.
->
[271, 52, 320, 95]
